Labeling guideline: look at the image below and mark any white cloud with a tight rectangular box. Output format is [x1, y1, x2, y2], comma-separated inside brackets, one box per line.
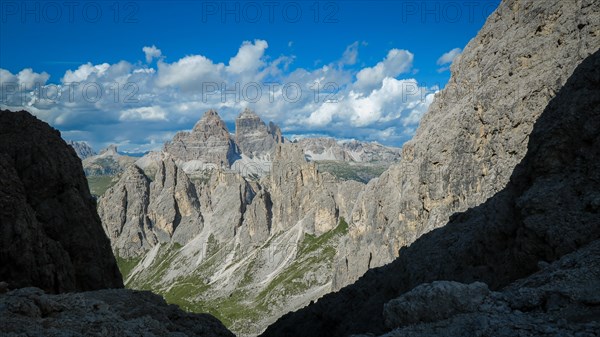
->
[355, 49, 414, 93]
[156, 55, 224, 90]
[0, 68, 50, 89]
[437, 48, 462, 66]
[340, 41, 360, 66]
[62, 63, 110, 83]
[143, 45, 162, 63]
[227, 39, 268, 74]
[16, 68, 50, 88]
[1, 41, 435, 151]
[120, 106, 168, 121]
[308, 77, 431, 129]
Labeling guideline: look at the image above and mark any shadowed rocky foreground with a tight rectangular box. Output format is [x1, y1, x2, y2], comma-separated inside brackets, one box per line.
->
[1, 0, 598, 335]
[261, 48, 600, 337]
[0, 110, 234, 337]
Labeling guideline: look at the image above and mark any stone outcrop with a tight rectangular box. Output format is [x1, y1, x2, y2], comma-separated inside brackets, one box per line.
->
[333, 0, 600, 290]
[82, 145, 136, 176]
[268, 143, 363, 235]
[0, 110, 123, 292]
[298, 137, 401, 163]
[66, 140, 96, 159]
[99, 139, 365, 336]
[377, 240, 600, 337]
[164, 109, 239, 168]
[99, 155, 203, 258]
[0, 287, 234, 337]
[260, 44, 600, 337]
[98, 165, 154, 258]
[0, 110, 235, 337]
[235, 108, 283, 159]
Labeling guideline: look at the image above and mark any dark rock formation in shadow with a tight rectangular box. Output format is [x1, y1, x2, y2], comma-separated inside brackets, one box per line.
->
[0, 110, 124, 292]
[261, 48, 600, 337]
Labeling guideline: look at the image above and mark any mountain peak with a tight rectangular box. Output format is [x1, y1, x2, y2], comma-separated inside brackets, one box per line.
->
[99, 144, 118, 156]
[66, 140, 96, 160]
[239, 107, 259, 118]
[166, 110, 238, 166]
[235, 109, 282, 158]
[193, 109, 229, 133]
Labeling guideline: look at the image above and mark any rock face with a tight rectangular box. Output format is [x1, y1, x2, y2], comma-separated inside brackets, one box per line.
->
[259, 45, 600, 337]
[0, 110, 235, 337]
[333, 0, 600, 290]
[235, 108, 283, 159]
[0, 287, 235, 337]
[164, 109, 239, 168]
[99, 139, 365, 335]
[378, 241, 600, 337]
[66, 140, 96, 159]
[82, 145, 136, 176]
[0, 110, 123, 293]
[298, 138, 401, 163]
[268, 143, 363, 236]
[99, 155, 203, 258]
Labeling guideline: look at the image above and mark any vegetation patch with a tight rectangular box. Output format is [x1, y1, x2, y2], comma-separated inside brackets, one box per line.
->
[87, 175, 117, 197]
[124, 219, 349, 335]
[315, 161, 391, 183]
[115, 255, 141, 279]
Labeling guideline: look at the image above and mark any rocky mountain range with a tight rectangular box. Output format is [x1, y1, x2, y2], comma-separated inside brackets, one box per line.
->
[70, 107, 401, 185]
[92, 0, 599, 335]
[3, 0, 596, 336]
[98, 136, 364, 335]
[82, 145, 137, 176]
[66, 140, 96, 159]
[0, 110, 234, 337]
[262, 45, 600, 337]
[297, 137, 401, 163]
[138, 108, 401, 180]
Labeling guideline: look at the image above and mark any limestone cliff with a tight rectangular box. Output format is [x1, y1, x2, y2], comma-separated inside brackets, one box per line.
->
[334, 0, 600, 289]
[66, 140, 96, 159]
[0, 110, 123, 293]
[261, 17, 600, 337]
[235, 108, 283, 159]
[164, 109, 239, 168]
[99, 139, 364, 336]
[0, 110, 235, 337]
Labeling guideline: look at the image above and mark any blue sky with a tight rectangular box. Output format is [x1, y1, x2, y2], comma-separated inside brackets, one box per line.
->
[0, 0, 500, 152]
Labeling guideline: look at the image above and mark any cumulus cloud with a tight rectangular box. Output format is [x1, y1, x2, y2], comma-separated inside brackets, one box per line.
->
[0, 68, 49, 88]
[227, 39, 268, 74]
[156, 55, 224, 90]
[0, 40, 435, 151]
[308, 78, 432, 129]
[120, 106, 168, 121]
[355, 49, 414, 93]
[143, 45, 162, 63]
[62, 63, 110, 83]
[0, 68, 50, 107]
[437, 48, 462, 72]
[340, 41, 361, 66]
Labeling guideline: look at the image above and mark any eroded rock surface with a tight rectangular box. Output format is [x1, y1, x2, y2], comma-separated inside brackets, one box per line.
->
[0, 287, 234, 337]
[263, 44, 600, 336]
[334, 0, 600, 290]
[0, 110, 123, 293]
